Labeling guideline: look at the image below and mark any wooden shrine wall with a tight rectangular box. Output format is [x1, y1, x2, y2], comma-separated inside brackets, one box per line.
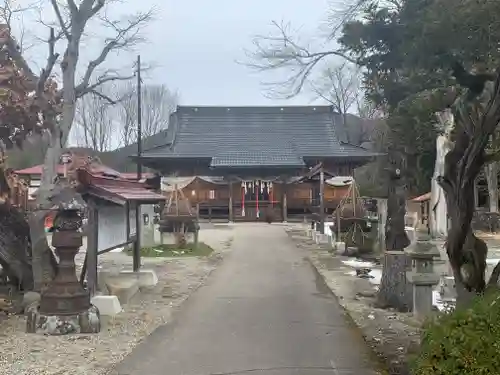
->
[182, 179, 229, 203]
[178, 178, 351, 206]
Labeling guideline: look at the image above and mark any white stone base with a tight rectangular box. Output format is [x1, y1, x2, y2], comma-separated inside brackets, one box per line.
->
[335, 242, 346, 255]
[120, 269, 159, 288]
[315, 233, 329, 244]
[91, 295, 122, 316]
[99, 272, 139, 305]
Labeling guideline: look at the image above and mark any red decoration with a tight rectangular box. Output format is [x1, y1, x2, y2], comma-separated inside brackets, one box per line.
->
[255, 180, 259, 218]
[241, 184, 245, 217]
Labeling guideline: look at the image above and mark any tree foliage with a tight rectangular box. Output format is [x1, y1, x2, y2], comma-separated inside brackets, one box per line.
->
[0, 27, 61, 152]
[245, 0, 500, 194]
[413, 290, 500, 374]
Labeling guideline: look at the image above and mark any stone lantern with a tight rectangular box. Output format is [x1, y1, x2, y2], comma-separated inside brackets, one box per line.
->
[405, 239, 440, 319]
[26, 186, 100, 335]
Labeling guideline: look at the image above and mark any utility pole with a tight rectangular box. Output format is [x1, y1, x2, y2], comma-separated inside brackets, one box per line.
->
[136, 54, 143, 181]
[133, 54, 143, 272]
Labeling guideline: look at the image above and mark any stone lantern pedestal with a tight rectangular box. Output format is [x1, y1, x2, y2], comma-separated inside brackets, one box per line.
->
[406, 240, 440, 319]
[26, 207, 100, 335]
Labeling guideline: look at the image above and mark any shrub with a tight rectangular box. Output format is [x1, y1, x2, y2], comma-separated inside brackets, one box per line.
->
[412, 290, 500, 375]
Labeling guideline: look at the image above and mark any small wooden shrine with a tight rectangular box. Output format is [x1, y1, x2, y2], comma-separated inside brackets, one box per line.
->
[158, 183, 198, 248]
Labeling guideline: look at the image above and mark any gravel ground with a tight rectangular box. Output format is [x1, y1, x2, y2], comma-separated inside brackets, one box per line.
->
[0, 230, 233, 375]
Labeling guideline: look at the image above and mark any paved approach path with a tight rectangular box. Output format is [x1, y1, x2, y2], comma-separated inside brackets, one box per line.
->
[112, 224, 379, 375]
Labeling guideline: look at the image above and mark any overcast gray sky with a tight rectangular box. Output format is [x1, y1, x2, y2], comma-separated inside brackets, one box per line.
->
[18, 0, 334, 106]
[133, 0, 333, 106]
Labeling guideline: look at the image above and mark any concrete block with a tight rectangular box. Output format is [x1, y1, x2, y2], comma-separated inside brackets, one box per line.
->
[335, 242, 346, 255]
[327, 234, 334, 247]
[439, 275, 456, 299]
[101, 273, 139, 305]
[309, 230, 315, 240]
[120, 269, 158, 287]
[319, 234, 329, 244]
[91, 295, 122, 316]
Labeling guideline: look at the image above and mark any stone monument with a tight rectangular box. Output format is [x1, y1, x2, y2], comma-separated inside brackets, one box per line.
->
[406, 239, 440, 319]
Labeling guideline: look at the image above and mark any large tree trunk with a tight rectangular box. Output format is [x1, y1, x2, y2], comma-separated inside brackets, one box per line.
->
[30, 34, 81, 291]
[376, 152, 412, 311]
[29, 133, 63, 291]
[485, 161, 499, 212]
[441, 125, 489, 305]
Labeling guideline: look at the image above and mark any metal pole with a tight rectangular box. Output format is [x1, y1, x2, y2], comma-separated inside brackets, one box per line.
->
[136, 54, 142, 181]
[319, 164, 325, 234]
[133, 55, 142, 272]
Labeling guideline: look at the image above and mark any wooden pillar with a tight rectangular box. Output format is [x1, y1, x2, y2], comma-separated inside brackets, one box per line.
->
[282, 183, 288, 222]
[336, 206, 341, 242]
[229, 179, 233, 222]
[132, 203, 141, 272]
[319, 165, 325, 234]
[87, 200, 99, 297]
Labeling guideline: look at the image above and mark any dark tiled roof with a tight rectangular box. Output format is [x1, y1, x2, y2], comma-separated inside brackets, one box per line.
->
[141, 106, 378, 167]
[100, 128, 174, 172]
[211, 151, 304, 168]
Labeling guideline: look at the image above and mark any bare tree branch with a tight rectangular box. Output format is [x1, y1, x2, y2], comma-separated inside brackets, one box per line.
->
[325, 0, 403, 41]
[310, 62, 360, 113]
[116, 81, 178, 146]
[36, 27, 59, 97]
[241, 20, 356, 98]
[49, 0, 70, 40]
[74, 9, 154, 97]
[75, 84, 115, 152]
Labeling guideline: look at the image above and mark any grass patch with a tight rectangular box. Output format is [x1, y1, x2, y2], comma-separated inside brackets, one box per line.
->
[125, 242, 214, 257]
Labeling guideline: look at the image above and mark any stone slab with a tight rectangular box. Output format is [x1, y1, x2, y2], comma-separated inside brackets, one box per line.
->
[120, 269, 159, 287]
[91, 295, 122, 316]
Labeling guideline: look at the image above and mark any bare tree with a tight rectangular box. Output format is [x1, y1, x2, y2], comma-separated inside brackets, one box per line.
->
[311, 63, 360, 112]
[310, 62, 362, 143]
[242, 21, 356, 99]
[117, 81, 178, 146]
[75, 86, 115, 152]
[242, 1, 403, 98]
[17, 0, 156, 290]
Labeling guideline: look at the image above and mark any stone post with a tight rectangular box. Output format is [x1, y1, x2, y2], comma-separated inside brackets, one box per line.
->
[26, 207, 101, 335]
[406, 240, 440, 319]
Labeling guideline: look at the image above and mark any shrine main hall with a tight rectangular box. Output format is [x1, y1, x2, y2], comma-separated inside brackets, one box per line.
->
[136, 105, 378, 222]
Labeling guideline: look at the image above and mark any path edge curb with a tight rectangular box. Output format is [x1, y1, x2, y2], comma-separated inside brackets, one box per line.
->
[305, 254, 392, 375]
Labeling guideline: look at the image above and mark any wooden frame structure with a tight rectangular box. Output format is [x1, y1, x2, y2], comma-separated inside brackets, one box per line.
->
[76, 168, 166, 296]
[160, 173, 352, 222]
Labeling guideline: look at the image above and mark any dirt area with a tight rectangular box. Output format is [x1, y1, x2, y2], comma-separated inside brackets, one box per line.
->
[0, 227, 233, 375]
[286, 227, 421, 375]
